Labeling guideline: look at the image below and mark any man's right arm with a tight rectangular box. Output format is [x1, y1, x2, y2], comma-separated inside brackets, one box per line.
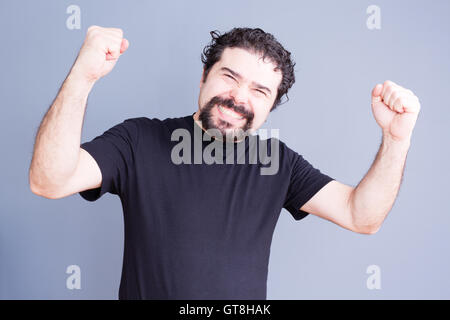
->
[29, 26, 129, 199]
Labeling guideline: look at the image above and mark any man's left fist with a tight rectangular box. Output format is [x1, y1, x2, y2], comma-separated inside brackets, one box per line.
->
[371, 80, 421, 143]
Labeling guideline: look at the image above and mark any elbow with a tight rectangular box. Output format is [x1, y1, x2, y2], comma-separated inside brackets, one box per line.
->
[351, 211, 382, 235]
[29, 179, 41, 196]
[355, 222, 381, 235]
[349, 203, 383, 235]
[29, 171, 62, 200]
[29, 178, 50, 199]
[363, 226, 381, 235]
[30, 184, 54, 199]
[29, 169, 43, 196]
[30, 183, 63, 199]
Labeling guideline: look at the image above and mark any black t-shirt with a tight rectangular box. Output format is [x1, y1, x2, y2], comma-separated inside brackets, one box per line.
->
[79, 113, 334, 299]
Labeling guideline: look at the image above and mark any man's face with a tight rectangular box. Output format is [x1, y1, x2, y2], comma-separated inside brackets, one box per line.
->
[195, 47, 282, 141]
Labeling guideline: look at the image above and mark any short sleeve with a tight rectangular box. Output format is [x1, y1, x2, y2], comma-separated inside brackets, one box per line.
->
[79, 118, 140, 202]
[283, 145, 334, 221]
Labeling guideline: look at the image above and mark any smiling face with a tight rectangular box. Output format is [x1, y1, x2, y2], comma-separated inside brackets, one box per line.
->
[194, 47, 282, 141]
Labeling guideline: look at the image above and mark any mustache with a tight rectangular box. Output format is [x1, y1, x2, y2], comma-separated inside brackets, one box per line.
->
[210, 96, 254, 121]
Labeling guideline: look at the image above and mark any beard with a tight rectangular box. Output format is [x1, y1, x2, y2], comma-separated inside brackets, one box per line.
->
[198, 96, 254, 142]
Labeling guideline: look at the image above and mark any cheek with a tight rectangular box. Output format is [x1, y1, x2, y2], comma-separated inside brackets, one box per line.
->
[251, 108, 270, 127]
[205, 80, 231, 96]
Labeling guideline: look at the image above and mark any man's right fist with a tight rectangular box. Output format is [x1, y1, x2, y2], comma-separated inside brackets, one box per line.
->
[71, 25, 129, 82]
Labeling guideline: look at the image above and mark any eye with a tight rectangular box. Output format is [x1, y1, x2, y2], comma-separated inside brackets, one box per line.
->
[224, 74, 237, 81]
[254, 89, 266, 96]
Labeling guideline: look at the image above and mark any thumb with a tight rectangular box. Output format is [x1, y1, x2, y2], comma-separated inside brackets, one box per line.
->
[120, 38, 129, 54]
[105, 39, 129, 61]
[371, 83, 383, 104]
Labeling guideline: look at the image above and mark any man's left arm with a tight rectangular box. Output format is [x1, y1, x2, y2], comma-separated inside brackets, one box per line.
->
[300, 80, 421, 234]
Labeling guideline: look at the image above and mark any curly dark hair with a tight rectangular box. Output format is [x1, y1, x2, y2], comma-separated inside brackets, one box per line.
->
[200, 27, 296, 111]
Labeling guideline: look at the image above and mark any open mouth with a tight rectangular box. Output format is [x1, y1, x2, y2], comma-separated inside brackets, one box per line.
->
[217, 105, 244, 120]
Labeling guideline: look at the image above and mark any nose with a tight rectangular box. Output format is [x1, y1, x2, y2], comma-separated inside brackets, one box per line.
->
[230, 86, 249, 107]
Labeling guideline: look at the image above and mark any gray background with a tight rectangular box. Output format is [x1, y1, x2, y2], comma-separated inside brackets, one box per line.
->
[1, 0, 449, 299]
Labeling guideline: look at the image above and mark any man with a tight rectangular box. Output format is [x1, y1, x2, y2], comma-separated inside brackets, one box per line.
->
[29, 26, 421, 299]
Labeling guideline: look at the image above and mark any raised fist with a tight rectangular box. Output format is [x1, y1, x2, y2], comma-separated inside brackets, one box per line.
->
[371, 80, 421, 142]
[71, 25, 129, 82]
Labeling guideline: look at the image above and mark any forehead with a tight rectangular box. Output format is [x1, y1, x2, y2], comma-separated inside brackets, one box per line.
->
[213, 47, 282, 89]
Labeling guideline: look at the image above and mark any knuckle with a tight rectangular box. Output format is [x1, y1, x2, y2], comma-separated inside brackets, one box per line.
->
[88, 28, 101, 38]
[388, 84, 395, 91]
[109, 27, 123, 37]
[90, 33, 101, 41]
[110, 40, 121, 50]
[391, 91, 399, 99]
[384, 80, 393, 87]
[384, 86, 393, 97]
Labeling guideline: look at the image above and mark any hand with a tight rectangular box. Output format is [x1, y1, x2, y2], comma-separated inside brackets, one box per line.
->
[371, 80, 421, 142]
[71, 25, 129, 83]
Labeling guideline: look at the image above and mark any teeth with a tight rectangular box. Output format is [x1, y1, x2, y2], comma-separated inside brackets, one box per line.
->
[218, 105, 243, 119]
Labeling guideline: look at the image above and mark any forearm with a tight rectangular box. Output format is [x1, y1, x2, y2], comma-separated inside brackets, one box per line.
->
[349, 133, 411, 232]
[29, 69, 95, 192]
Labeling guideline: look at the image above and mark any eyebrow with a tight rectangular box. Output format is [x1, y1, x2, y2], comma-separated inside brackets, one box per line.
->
[220, 67, 272, 96]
